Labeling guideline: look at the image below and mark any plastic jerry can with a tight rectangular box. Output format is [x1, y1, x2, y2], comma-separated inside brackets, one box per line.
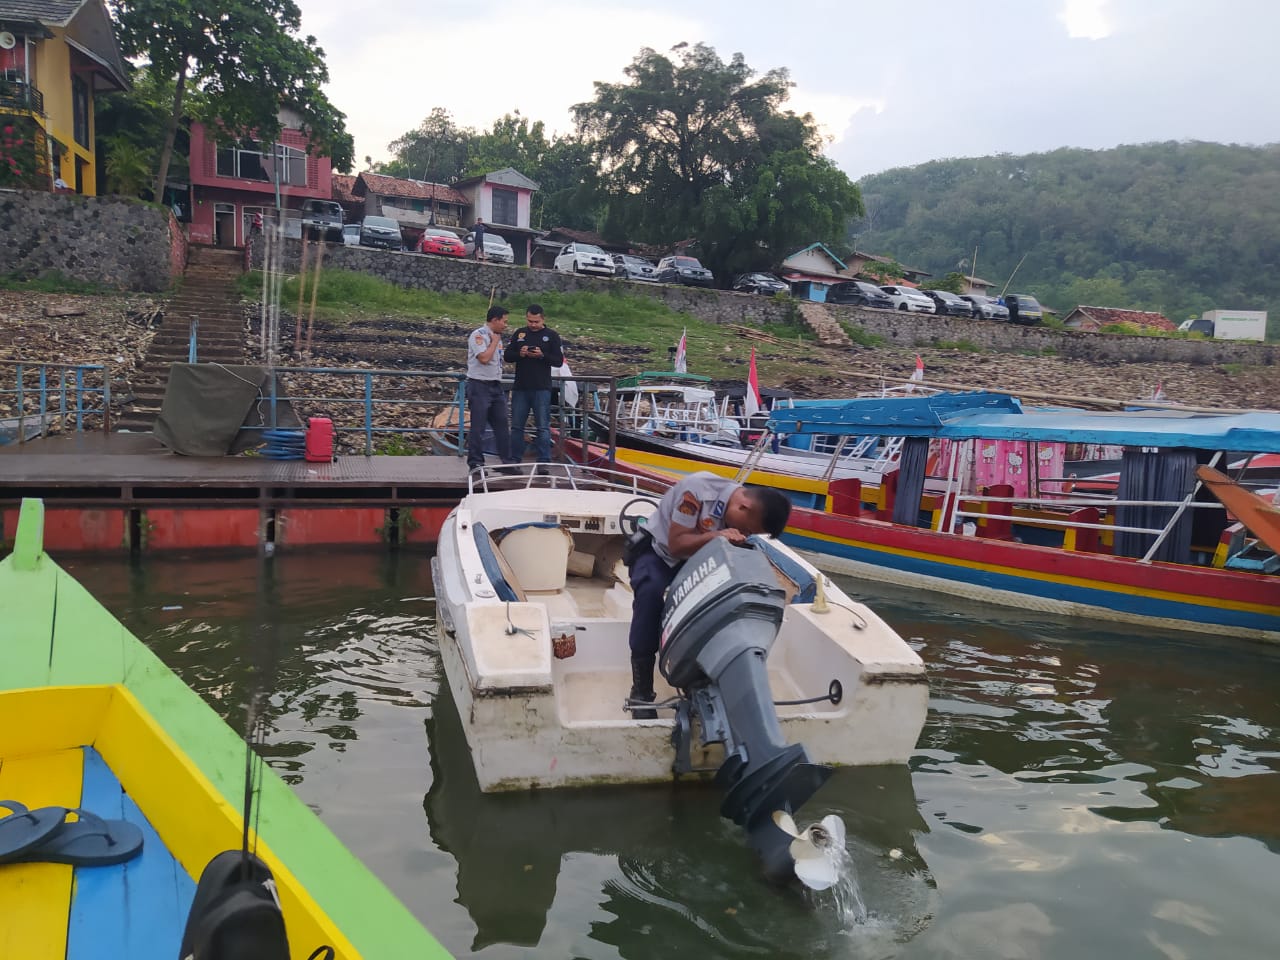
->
[305, 417, 334, 462]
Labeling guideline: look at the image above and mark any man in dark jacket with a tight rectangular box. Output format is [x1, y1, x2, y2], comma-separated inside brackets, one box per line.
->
[503, 304, 564, 463]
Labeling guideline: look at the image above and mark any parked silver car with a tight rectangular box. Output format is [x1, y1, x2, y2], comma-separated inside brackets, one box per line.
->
[464, 232, 515, 264]
[613, 254, 658, 282]
[960, 294, 1010, 321]
[359, 215, 402, 250]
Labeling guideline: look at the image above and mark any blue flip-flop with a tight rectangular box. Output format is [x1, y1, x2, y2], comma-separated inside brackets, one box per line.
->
[9, 807, 144, 867]
[0, 800, 69, 864]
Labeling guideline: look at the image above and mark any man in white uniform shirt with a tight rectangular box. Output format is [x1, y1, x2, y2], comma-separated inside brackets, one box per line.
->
[465, 306, 517, 471]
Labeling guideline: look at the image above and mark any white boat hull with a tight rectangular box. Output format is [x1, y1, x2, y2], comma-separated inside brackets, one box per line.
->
[433, 466, 928, 792]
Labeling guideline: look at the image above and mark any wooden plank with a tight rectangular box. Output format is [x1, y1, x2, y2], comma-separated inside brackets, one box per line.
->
[67, 748, 194, 960]
[0, 749, 81, 960]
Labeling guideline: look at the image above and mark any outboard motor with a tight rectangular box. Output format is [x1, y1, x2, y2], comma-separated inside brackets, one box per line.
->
[659, 538, 836, 886]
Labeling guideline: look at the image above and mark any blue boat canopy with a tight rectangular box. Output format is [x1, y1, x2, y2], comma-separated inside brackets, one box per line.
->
[768, 392, 1280, 453]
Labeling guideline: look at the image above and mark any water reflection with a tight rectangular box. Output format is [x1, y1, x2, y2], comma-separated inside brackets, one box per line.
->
[425, 675, 939, 956]
[55, 554, 1280, 960]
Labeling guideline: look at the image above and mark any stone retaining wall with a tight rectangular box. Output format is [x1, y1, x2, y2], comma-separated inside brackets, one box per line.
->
[250, 237, 1278, 367]
[0, 189, 184, 292]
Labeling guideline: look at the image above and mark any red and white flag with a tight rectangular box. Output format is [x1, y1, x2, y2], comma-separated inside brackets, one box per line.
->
[910, 355, 925, 382]
[1152, 380, 1166, 401]
[674, 328, 687, 373]
[744, 347, 762, 419]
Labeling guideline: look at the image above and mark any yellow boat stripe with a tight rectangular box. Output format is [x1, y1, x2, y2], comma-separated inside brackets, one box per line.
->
[0, 748, 81, 960]
[618, 448, 833, 496]
[792, 526, 1280, 617]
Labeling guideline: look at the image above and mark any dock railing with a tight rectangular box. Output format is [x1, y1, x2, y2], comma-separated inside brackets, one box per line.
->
[258, 367, 622, 458]
[0, 360, 112, 443]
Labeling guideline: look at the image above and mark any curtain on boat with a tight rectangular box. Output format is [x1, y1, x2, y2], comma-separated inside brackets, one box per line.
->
[893, 437, 931, 527]
[1113, 448, 1198, 562]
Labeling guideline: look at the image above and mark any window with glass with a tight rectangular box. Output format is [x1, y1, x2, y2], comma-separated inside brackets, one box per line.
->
[490, 187, 518, 225]
[214, 140, 307, 185]
[71, 76, 89, 147]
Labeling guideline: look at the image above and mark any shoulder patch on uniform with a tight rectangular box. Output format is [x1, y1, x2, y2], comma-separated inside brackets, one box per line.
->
[474, 334, 485, 345]
[517, 331, 526, 340]
[699, 517, 715, 530]
[677, 491, 700, 517]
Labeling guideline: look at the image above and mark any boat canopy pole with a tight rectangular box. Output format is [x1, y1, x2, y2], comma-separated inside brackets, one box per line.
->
[819, 436, 851, 482]
[734, 430, 773, 484]
[1139, 450, 1222, 564]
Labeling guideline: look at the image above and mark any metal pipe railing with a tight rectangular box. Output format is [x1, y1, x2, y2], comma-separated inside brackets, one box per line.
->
[243, 367, 620, 458]
[0, 360, 111, 443]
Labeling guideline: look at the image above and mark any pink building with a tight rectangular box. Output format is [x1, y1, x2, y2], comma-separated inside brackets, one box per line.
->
[451, 167, 540, 265]
[187, 110, 335, 247]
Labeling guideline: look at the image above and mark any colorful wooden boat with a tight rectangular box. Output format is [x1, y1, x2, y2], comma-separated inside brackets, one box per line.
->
[569, 394, 1280, 643]
[0, 499, 449, 959]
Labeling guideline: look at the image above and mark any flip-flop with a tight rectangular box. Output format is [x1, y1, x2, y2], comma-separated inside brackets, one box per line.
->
[0, 800, 70, 864]
[9, 807, 143, 867]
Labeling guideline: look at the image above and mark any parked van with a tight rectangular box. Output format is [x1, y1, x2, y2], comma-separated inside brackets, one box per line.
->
[1004, 293, 1044, 325]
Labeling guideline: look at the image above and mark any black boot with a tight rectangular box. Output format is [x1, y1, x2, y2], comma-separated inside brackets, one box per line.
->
[628, 654, 657, 720]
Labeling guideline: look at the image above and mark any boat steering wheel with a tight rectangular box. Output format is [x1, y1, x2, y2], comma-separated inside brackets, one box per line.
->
[618, 496, 659, 535]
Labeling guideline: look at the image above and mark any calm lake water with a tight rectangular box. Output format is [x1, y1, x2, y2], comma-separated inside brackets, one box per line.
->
[63, 550, 1280, 960]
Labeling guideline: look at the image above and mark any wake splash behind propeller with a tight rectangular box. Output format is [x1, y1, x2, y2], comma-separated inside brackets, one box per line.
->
[772, 811, 849, 891]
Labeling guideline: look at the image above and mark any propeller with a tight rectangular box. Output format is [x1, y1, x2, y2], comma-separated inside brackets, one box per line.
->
[772, 811, 847, 891]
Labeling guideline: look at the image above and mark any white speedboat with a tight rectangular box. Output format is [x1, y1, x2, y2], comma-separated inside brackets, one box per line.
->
[432, 463, 928, 798]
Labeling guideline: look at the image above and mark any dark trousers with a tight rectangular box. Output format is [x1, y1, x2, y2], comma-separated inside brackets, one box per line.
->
[627, 548, 680, 658]
[465, 379, 512, 469]
[510, 388, 552, 462]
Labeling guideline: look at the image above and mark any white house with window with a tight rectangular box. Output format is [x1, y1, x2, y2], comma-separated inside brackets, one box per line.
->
[452, 167, 540, 265]
[187, 109, 336, 247]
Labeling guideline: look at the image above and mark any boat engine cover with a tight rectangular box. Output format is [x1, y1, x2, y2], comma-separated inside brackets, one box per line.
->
[659, 539, 786, 689]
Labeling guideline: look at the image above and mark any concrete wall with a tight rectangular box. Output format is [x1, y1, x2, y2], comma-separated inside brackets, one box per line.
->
[249, 238, 1280, 367]
[0, 189, 184, 291]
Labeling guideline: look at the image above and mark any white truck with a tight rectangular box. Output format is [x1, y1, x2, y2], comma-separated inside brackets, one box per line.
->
[1179, 309, 1268, 341]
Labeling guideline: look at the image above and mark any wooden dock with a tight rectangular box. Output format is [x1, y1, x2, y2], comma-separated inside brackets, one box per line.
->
[0, 434, 470, 553]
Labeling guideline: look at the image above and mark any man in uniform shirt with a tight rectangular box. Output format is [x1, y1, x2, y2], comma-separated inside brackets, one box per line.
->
[503, 304, 564, 464]
[465, 305, 516, 471]
[626, 471, 792, 717]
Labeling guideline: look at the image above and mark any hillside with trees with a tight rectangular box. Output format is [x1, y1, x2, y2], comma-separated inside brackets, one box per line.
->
[852, 141, 1280, 335]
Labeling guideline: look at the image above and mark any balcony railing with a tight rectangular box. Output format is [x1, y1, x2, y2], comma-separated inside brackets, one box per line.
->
[0, 80, 44, 116]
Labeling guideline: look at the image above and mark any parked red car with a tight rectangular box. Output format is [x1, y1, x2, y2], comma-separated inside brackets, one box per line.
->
[417, 228, 466, 257]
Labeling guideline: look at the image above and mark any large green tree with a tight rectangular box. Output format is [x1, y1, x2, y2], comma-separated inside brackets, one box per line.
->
[382, 108, 474, 183]
[111, 0, 353, 202]
[573, 43, 862, 280]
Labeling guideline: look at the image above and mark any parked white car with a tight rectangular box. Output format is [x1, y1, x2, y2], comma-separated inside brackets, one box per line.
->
[553, 242, 616, 277]
[464, 232, 515, 264]
[879, 285, 936, 314]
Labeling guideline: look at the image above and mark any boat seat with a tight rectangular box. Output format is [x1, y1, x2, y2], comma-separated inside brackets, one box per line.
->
[747, 535, 817, 604]
[471, 522, 525, 602]
[495, 522, 576, 594]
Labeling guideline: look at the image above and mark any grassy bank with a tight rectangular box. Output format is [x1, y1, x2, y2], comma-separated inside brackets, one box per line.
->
[240, 269, 815, 381]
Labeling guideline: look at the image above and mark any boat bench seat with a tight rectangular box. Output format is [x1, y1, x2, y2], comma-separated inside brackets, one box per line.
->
[494, 522, 577, 594]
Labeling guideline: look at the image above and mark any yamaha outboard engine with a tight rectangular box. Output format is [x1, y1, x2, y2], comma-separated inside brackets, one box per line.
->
[659, 538, 835, 886]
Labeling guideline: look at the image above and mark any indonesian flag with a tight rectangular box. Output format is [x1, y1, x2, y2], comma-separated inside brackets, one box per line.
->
[910, 355, 925, 382]
[1152, 380, 1166, 401]
[674, 328, 687, 373]
[744, 347, 762, 419]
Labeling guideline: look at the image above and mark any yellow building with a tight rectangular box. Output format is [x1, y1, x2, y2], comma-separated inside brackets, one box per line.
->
[0, 0, 128, 195]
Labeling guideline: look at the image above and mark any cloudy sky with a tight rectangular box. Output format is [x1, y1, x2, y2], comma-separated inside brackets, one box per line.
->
[296, 0, 1280, 180]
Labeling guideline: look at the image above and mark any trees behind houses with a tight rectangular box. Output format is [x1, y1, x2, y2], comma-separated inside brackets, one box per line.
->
[110, 0, 353, 202]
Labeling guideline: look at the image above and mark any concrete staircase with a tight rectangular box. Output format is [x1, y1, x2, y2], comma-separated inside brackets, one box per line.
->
[117, 246, 248, 432]
[795, 301, 853, 347]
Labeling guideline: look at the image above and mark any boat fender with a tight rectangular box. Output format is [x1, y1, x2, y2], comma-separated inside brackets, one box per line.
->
[179, 849, 309, 960]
